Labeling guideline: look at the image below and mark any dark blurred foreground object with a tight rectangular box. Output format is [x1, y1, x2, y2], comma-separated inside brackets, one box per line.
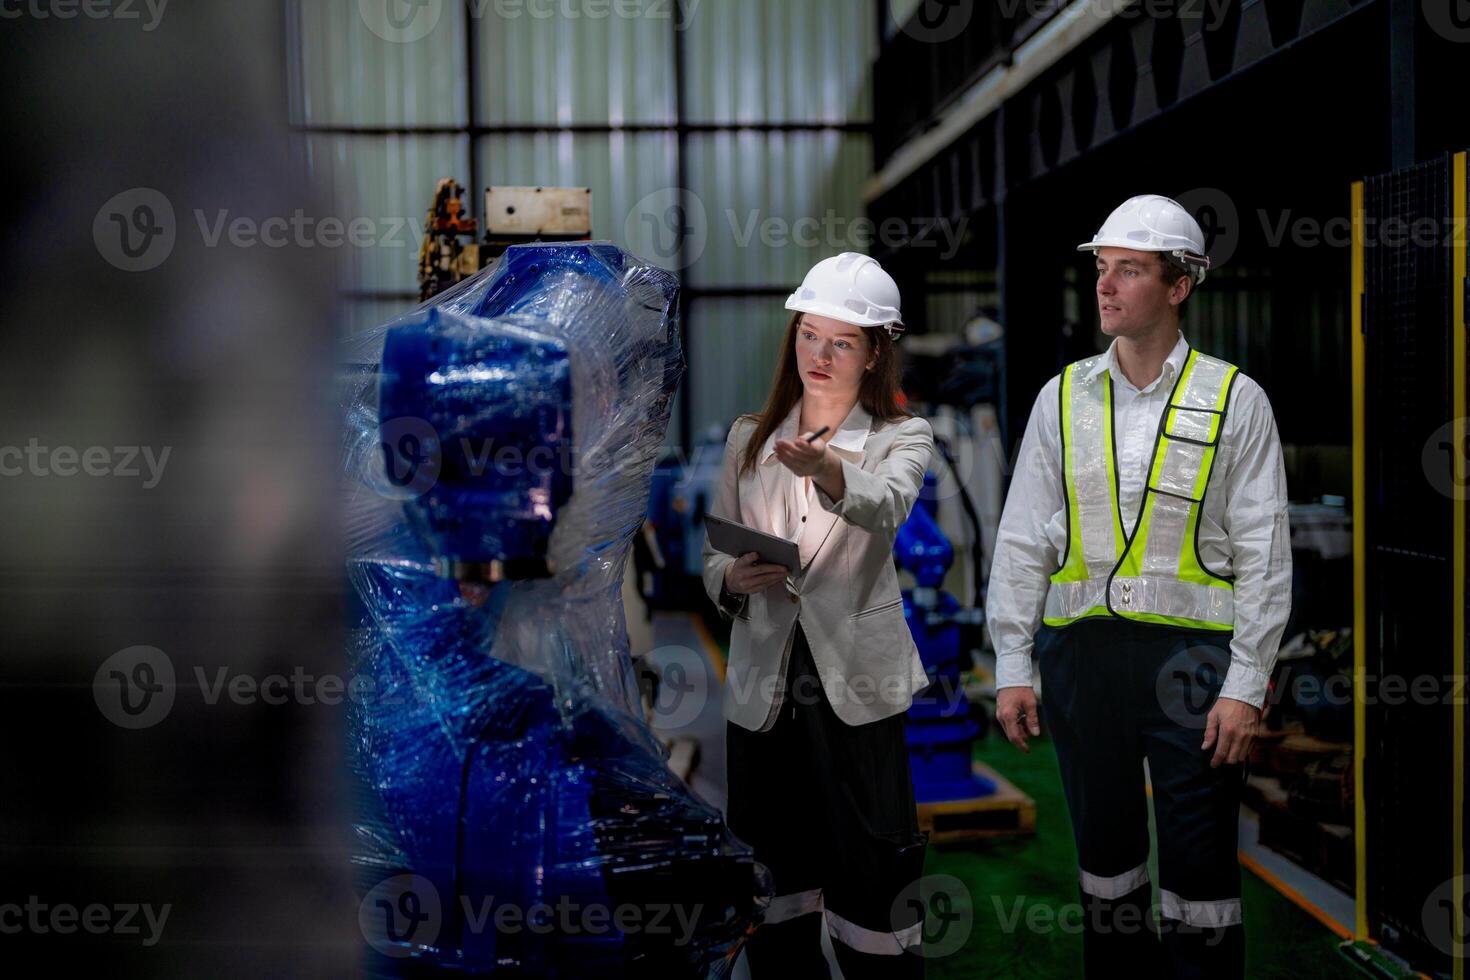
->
[0, 5, 348, 977]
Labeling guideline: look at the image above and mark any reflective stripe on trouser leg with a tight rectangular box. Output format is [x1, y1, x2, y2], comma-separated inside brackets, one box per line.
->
[735, 624, 926, 978]
[823, 758, 927, 978]
[825, 831, 927, 958]
[1037, 621, 1165, 977]
[764, 888, 823, 926]
[1156, 886, 1245, 980]
[724, 629, 829, 978]
[825, 907, 923, 956]
[1079, 862, 1149, 900]
[825, 829, 927, 980]
[1159, 890, 1242, 928]
[1141, 631, 1245, 980]
[824, 822, 928, 975]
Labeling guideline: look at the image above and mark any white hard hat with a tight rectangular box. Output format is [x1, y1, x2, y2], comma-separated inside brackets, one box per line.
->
[785, 252, 905, 338]
[1077, 194, 1211, 284]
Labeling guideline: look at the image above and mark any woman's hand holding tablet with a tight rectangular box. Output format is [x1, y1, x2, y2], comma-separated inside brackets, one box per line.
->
[723, 551, 790, 595]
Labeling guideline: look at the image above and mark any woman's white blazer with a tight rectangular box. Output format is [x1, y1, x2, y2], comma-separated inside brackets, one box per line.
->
[701, 399, 934, 731]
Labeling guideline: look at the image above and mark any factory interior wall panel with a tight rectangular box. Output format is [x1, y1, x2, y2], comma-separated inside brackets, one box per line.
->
[883, 208, 998, 336]
[288, 0, 468, 128]
[303, 133, 471, 314]
[682, 130, 872, 289]
[1176, 273, 1282, 381]
[995, 184, 1069, 455]
[923, 284, 993, 340]
[679, 0, 875, 125]
[1360, 154, 1460, 974]
[1178, 273, 1358, 500]
[477, 132, 678, 267]
[676, 297, 793, 448]
[475, 3, 675, 126]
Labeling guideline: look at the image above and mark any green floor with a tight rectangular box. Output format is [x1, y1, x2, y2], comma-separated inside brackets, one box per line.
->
[921, 734, 1359, 978]
[697, 616, 1362, 975]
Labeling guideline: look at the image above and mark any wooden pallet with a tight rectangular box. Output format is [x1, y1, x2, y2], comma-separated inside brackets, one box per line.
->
[916, 761, 1036, 845]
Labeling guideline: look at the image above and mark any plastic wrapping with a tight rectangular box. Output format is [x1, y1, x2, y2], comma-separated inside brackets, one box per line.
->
[340, 243, 765, 977]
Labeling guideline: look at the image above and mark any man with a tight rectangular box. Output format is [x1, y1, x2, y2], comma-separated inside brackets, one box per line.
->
[986, 195, 1292, 978]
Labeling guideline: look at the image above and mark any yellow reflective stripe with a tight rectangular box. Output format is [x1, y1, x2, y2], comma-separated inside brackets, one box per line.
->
[1053, 365, 1088, 584]
[1176, 362, 1236, 587]
[1105, 373, 1126, 557]
[1114, 410, 1172, 581]
[1121, 611, 1233, 630]
[1190, 360, 1237, 570]
[1116, 492, 1154, 580]
[1206, 397, 1224, 441]
[1043, 607, 1112, 627]
[1177, 496, 1219, 586]
[1116, 389, 1179, 580]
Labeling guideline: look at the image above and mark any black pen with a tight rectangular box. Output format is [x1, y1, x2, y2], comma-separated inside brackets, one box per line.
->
[798, 425, 830, 443]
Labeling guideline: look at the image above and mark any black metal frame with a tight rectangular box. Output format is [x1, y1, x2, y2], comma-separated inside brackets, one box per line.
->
[1359, 152, 1461, 976]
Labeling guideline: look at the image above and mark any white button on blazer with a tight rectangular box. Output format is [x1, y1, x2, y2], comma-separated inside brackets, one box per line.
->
[702, 398, 935, 731]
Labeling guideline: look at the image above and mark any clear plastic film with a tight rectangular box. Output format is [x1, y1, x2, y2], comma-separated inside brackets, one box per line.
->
[339, 243, 766, 977]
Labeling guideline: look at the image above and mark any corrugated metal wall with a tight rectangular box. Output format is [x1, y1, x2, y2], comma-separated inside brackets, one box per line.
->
[683, 130, 871, 286]
[292, 2, 469, 126]
[478, 11, 676, 124]
[303, 134, 471, 298]
[289, 0, 877, 446]
[680, 1, 873, 123]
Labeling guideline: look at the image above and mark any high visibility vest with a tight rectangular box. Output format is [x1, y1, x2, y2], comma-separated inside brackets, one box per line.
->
[1043, 348, 1239, 631]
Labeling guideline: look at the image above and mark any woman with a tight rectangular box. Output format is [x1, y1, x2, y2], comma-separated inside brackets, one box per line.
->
[701, 252, 934, 979]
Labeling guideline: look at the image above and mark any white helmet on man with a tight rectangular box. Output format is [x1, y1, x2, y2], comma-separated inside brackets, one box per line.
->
[785, 252, 905, 338]
[1077, 194, 1211, 284]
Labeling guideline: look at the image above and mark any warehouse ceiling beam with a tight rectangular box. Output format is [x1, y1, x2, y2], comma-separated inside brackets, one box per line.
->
[868, 0, 1378, 229]
[864, 0, 1120, 205]
[290, 122, 874, 136]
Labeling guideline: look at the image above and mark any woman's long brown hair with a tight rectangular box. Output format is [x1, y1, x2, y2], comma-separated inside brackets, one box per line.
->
[735, 312, 912, 478]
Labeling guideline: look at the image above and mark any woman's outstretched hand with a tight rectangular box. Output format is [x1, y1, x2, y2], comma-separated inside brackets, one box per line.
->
[773, 433, 829, 478]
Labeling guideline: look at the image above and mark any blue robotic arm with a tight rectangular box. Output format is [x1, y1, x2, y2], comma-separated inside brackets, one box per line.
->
[343, 243, 766, 978]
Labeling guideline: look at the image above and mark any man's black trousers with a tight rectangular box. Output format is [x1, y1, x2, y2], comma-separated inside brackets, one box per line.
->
[1037, 617, 1247, 979]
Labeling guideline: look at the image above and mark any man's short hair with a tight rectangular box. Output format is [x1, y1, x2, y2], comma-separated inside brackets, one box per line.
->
[1159, 253, 1194, 312]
